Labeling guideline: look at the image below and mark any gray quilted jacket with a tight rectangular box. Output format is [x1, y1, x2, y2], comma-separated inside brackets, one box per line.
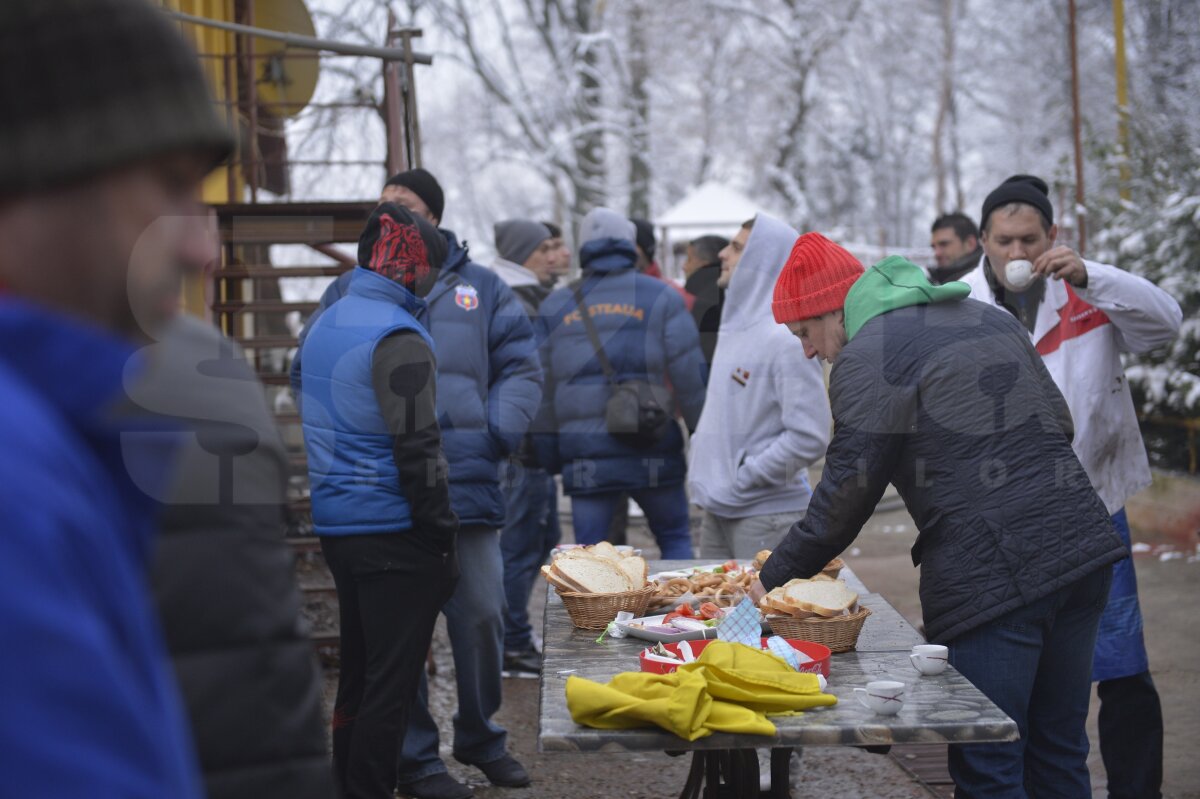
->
[760, 292, 1125, 642]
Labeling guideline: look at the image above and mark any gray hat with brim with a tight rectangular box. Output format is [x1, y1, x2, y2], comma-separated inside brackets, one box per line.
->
[0, 0, 235, 195]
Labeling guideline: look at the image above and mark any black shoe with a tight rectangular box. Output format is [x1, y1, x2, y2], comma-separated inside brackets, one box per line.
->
[502, 648, 541, 679]
[453, 753, 531, 788]
[396, 772, 473, 799]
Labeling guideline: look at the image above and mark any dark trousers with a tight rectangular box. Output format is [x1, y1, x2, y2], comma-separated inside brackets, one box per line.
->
[947, 567, 1111, 798]
[321, 533, 457, 799]
[1099, 671, 1164, 799]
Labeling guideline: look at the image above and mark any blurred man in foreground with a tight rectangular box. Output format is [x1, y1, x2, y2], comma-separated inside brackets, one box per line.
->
[0, 0, 233, 795]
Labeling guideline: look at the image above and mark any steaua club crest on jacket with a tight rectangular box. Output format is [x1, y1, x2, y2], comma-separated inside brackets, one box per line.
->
[455, 284, 480, 311]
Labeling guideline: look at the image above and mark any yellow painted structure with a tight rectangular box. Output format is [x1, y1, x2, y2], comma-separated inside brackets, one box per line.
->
[161, 0, 243, 317]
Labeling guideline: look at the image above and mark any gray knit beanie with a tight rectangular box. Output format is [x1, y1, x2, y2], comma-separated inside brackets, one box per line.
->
[0, 0, 235, 194]
[579, 208, 636, 247]
[494, 219, 552, 266]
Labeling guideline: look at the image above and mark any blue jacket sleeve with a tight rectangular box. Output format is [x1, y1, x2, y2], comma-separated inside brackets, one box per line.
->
[289, 270, 352, 401]
[486, 278, 544, 454]
[658, 287, 708, 431]
[0, 506, 200, 798]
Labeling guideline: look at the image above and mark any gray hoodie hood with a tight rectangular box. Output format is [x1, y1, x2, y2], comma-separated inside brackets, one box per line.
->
[720, 213, 799, 331]
[687, 212, 831, 519]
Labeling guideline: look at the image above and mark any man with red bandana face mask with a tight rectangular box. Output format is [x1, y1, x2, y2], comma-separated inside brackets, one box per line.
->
[299, 203, 458, 799]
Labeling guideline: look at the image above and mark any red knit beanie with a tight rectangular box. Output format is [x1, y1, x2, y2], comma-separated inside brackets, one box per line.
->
[772, 232, 864, 324]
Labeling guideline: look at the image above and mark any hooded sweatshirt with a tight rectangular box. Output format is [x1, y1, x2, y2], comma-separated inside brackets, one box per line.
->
[491, 256, 551, 317]
[687, 215, 832, 518]
[844, 255, 971, 340]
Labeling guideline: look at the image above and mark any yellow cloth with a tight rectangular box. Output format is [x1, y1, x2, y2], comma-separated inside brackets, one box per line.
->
[565, 641, 836, 741]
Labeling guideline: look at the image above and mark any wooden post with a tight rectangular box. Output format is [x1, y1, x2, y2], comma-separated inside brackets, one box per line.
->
[1113, 0, 1132, 200]
[1068, 0, 1086, 255]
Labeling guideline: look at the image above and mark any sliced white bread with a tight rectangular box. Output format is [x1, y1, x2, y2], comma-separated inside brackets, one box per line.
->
[760, 587, 817, 618]
[588, 541, 623, 562]
[541, 564, 586, 593]
[774, 578, 858, 618]
[550, 554, 632, 594]
[617, 555, 648, 589]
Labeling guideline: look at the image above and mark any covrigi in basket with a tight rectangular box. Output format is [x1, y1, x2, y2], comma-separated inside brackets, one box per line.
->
[766, 605, 871, 653]
[558, 584, 655, 630]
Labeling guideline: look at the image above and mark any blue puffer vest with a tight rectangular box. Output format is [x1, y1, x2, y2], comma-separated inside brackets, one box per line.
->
[299, 267, 434, 536]
[292, 230, 542, 530]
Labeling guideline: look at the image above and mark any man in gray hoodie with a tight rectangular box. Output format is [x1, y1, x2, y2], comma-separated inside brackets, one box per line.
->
[687, 215, 831, 560]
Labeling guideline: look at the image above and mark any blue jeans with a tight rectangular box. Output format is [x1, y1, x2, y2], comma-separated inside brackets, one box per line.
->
[499, 462, 561, 652]
[947, 566, 1112, 799]
[397, 528, 508, 781]
[571, 484, 693, 559]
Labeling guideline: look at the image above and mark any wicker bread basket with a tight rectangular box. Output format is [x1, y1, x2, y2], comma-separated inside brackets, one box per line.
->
[557, 584, 656, 630]
[764, 605, 871, 653]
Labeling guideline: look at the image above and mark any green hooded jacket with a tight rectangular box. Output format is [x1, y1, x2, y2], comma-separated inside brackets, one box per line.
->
[843, 255, 971, 341]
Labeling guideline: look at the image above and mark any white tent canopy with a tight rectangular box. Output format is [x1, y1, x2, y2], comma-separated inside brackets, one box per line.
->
[655, 181, 780, 280]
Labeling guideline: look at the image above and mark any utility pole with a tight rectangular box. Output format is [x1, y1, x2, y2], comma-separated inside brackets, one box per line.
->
[1068, 0, 1087, 254]
[1113, 0, 1132, 201]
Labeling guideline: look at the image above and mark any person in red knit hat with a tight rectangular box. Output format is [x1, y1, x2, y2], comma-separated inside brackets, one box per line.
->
[751, 234, 1125, 799]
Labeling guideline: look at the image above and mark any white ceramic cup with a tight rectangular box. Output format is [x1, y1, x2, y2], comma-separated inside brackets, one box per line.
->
[1005, 259, 1036, 290]
[910, 644, 949, 676]
[853, 680, 905, 715]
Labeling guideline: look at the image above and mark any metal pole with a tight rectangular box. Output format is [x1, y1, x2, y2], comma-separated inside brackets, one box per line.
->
[244, 1, 259, 204]
[1113, 0, 1132, 200]
[382, 10, 407, 174]
[1068, 0, 1087, 254]
[403, 33, 423, 168]
[165, 10, 432, 63]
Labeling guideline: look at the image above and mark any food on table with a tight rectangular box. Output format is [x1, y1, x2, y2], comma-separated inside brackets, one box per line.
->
[751, 549, 844, 577]
[540, 542, 649, 594]
[648, 561, 758, 609]
[759, 577, 859, 619]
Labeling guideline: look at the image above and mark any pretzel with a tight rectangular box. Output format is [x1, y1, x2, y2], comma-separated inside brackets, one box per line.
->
[665, 578, 691, 596]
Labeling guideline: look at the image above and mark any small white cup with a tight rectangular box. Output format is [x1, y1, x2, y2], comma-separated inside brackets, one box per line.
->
[1005, 259, 1036, 290]
[910, 644, 949, 676]
[854, 680, 905, 715]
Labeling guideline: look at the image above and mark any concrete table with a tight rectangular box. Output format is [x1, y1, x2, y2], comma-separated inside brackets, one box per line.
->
[538, 561, 1018, 798]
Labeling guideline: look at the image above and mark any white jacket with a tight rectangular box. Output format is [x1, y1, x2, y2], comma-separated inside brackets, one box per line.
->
[687, 214, 832, 518]
[960, 258, 1182, 513]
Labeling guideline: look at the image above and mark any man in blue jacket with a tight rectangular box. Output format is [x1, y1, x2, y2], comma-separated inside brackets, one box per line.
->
[0, 1, 234, 796]
[535, 209, 707, 558]
[293, 170, 542, 799]
[301, 204, 459, 799]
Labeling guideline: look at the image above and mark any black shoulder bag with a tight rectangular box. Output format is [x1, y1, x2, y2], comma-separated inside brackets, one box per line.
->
[571, 282, 674, 448]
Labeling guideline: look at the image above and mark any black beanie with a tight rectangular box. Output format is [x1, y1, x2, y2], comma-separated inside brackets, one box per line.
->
[0, 0, 234, 194]
[359, 202, 447, 293]
[384, 168, 445, 223]
[981, 175, 1054, 231]
[631, 217, 656, 259]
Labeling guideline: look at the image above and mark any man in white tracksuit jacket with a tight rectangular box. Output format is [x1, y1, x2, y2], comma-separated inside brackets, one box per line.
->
[688, 214, 832, 559]
[961, 174, 1182, 799]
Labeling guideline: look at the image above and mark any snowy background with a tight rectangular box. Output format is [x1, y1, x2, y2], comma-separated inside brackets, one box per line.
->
[268, 0, 1197, 435]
